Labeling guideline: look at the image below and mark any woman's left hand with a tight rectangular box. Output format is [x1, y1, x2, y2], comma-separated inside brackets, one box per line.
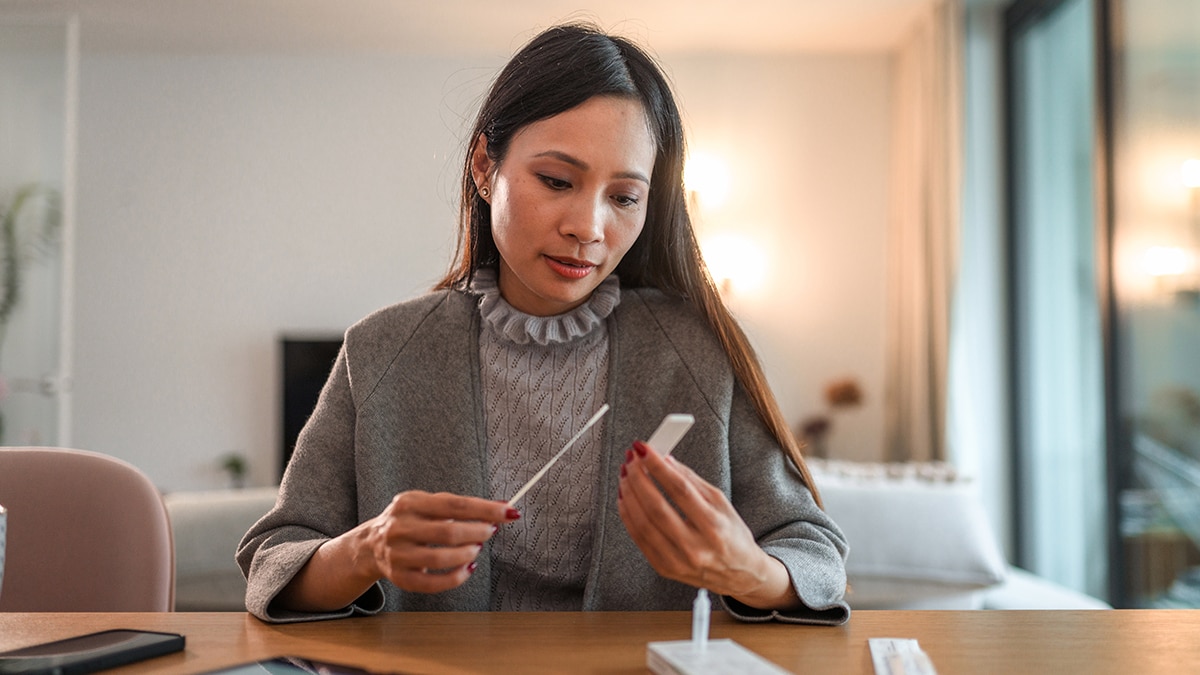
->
[617, 441, 801, 611]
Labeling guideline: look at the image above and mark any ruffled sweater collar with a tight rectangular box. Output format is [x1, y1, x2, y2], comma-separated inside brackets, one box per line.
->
[470, 267, 620, 346]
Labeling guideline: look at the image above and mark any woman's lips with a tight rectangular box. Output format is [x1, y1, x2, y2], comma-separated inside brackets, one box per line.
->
[544, 255, 596, 279]
[545, 256, 595, 279]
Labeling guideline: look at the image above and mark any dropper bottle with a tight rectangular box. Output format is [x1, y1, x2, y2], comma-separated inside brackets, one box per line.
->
[692, 588, 710, 653]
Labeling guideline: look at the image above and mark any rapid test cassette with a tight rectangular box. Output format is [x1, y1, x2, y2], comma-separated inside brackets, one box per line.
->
[646, 414, 694, 456]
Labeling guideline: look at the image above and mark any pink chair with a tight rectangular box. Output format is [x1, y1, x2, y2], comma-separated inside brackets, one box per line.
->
[0, 447, 174, 611]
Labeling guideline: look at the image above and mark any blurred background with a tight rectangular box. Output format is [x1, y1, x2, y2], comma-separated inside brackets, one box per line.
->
[2, 0, 1198, 609]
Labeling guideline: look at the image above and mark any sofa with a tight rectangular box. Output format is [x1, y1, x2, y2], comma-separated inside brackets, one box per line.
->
[164, 487, 278, 612]
[164, 460, 1109, 612]
[808, 459, 1109, 610]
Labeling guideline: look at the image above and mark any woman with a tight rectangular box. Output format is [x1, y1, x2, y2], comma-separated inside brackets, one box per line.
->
[238, 22, 849, 625]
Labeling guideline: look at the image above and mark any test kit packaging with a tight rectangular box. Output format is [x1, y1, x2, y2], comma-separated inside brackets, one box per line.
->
[647, 587, 795, 674]
[646, 639, 792, 675]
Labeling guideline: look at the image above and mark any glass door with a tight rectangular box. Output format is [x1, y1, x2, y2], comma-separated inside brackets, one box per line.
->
[1110, 0, 1200, 608]
[0, 17, 76, 446]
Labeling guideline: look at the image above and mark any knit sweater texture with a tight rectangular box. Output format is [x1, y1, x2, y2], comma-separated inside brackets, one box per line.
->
[474, 269, 617, 610]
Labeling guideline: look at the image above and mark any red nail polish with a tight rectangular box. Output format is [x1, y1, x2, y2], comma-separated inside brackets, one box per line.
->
[634, 441, 648, 457]
[506, 508, 521, 520]
[618, 485, 623, 500]
[467, 561, 478, 574]
[620, 464, 627, 477]
[625, 448, 634, 463]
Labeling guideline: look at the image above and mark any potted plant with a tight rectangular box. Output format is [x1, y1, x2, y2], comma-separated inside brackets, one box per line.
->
[220, 452, 248, 489]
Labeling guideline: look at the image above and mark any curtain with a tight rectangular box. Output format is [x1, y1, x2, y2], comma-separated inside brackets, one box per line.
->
[884, 0, 964, 462]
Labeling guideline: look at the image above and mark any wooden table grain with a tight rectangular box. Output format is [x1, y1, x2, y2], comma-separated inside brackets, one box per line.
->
[1, 610, 1198, 674]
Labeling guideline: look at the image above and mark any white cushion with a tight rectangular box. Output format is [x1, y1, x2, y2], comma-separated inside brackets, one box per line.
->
[983, 565, 1111, 609]
[811, 460, 1008, 609]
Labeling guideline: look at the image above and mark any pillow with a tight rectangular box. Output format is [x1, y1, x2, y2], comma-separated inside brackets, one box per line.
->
[810, 459, 1008, 609]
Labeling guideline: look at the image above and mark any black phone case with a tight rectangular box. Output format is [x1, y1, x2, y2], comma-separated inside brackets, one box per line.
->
[0, 629, 185, 674]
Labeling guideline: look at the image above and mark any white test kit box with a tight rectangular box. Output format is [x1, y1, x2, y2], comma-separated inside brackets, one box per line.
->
[647, 639, 792, 675]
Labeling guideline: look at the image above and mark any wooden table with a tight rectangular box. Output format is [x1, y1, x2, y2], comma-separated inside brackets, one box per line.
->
[2, 610, 1198, 674]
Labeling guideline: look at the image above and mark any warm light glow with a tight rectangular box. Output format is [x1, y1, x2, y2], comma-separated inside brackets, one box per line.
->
[1144, 246, 1192, 277]
[1127, 139, 1195, 210]
[701, 233, 766, 292]
[684, 152, 731, 208]
[1183, 159, 1200, 189]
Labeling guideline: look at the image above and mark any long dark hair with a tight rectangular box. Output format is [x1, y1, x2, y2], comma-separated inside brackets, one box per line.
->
[436, 23, 820, 505]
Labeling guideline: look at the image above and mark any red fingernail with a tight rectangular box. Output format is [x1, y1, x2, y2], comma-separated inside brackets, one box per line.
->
[625, 448, 634, 463]
[634, 441, 648, 457]
[467, 562, 478, 574]
[491, 524, 499, 534]
[506, 508, 521, 520]
[618, 485, 623, 500]
[620, 463, 627, 477]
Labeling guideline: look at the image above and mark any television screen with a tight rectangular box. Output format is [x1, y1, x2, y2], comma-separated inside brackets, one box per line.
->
[280, 337, 343, 478]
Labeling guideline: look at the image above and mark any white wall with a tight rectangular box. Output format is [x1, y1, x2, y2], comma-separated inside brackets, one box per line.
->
[670, 54, 890, 463]
[71, 45, 891, 490]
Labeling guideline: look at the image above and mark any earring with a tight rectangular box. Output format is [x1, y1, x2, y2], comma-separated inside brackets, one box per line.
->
[479, 186, 490, 199]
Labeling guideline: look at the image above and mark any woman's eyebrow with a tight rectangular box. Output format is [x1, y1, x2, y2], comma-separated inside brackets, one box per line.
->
[533, 150, 651, 186]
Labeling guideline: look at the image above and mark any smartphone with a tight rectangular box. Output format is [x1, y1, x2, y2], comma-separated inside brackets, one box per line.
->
[0, 629, 185, 674]
[201, 656, 382, 674]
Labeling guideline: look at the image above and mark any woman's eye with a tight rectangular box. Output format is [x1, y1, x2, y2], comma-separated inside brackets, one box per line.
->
[539, 175, 571, 190]
[613, 194, 640, 208]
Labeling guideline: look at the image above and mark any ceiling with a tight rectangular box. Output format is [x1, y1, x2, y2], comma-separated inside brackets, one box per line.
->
[0, 0, 935, 55]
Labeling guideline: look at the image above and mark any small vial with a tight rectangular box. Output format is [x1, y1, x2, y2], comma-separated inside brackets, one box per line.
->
[692, 588, 710, 653]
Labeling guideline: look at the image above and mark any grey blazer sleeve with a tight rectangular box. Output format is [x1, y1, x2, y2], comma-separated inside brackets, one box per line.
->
[618, 289, 849, 625]
[235, 345, 386, 623]
[721, 382, 850, 625]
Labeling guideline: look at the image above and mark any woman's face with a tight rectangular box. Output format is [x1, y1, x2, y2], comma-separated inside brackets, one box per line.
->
[473, 95, 656, 316]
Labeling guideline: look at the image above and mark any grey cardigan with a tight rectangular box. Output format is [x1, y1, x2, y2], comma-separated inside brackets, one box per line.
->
[237, 286, 850, 625]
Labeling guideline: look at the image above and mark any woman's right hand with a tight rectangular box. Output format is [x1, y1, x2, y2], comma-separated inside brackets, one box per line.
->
[278, 491, 517, 612]
[362, 491, 517, 593]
